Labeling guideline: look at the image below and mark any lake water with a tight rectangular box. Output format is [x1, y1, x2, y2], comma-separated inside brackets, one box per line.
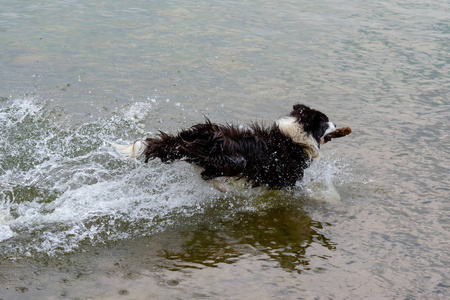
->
[1, 0, 449, 299]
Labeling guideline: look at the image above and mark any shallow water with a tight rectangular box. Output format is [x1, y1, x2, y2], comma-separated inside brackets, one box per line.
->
[1, 0, 449, 299]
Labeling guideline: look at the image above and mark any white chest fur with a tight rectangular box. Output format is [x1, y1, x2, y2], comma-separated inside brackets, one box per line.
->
[276, 117, 319, 159]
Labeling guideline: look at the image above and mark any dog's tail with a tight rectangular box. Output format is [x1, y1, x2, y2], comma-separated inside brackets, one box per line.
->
[110, 139, 149, 159]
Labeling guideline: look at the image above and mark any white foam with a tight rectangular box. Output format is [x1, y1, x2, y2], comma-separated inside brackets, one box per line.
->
[297, 151, 349, 204]
[0, 98, 221, 257]
[0, 209, 14, 242]
[124, 101, 155, 122]
[0, 97, 41, 126]
[0, 225, 14, 242]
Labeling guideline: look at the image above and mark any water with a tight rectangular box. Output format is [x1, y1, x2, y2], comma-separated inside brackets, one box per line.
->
[0, 0, 449, 299]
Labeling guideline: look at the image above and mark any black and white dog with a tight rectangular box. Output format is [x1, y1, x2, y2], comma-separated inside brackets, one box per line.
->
[113, 104, 336, 189]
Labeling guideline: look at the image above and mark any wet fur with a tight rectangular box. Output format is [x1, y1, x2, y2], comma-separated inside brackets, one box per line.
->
[114, 104, 335, 189]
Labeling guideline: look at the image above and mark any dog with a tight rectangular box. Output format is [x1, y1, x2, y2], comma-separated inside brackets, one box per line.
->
[112, 104, 336, 190]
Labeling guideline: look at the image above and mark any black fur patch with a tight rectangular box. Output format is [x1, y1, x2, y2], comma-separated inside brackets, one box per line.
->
[143, 104, 331, 189]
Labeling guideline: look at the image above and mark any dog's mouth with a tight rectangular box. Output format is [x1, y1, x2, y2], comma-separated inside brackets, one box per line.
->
[320, 136, 329, 144]
[320, 122, 337, 144]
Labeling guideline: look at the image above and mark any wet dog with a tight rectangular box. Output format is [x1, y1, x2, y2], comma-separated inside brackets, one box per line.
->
[113, 104, 336, 189]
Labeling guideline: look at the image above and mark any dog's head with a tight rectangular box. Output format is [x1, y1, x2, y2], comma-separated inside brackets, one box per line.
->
[289, 104, 336, 144]
[277, 104, 336, 158]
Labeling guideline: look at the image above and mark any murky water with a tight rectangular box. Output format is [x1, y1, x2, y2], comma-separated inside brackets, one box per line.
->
[1, 0, 449, 299]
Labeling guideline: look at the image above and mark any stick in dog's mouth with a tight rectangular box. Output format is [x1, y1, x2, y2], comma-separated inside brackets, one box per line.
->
[322, 127, 352, 144]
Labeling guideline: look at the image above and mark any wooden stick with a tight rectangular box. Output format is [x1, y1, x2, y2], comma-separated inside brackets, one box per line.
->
[323, 127, 352, 143]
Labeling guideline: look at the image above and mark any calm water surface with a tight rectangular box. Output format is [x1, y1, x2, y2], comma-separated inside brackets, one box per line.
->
[0, 0, 449, 299]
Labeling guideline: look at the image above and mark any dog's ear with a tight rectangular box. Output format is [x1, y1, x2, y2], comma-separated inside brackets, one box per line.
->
[293, 104, 308, 111]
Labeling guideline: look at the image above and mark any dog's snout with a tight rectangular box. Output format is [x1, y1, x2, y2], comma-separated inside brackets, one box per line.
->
[323, 122, 336, 137]
[328, 122, 336, 131]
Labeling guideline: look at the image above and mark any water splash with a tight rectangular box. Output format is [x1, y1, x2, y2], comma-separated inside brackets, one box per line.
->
[0, 97, 350, 259]
[298, 153, 350, 204]
[0, 98, 217, 257]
